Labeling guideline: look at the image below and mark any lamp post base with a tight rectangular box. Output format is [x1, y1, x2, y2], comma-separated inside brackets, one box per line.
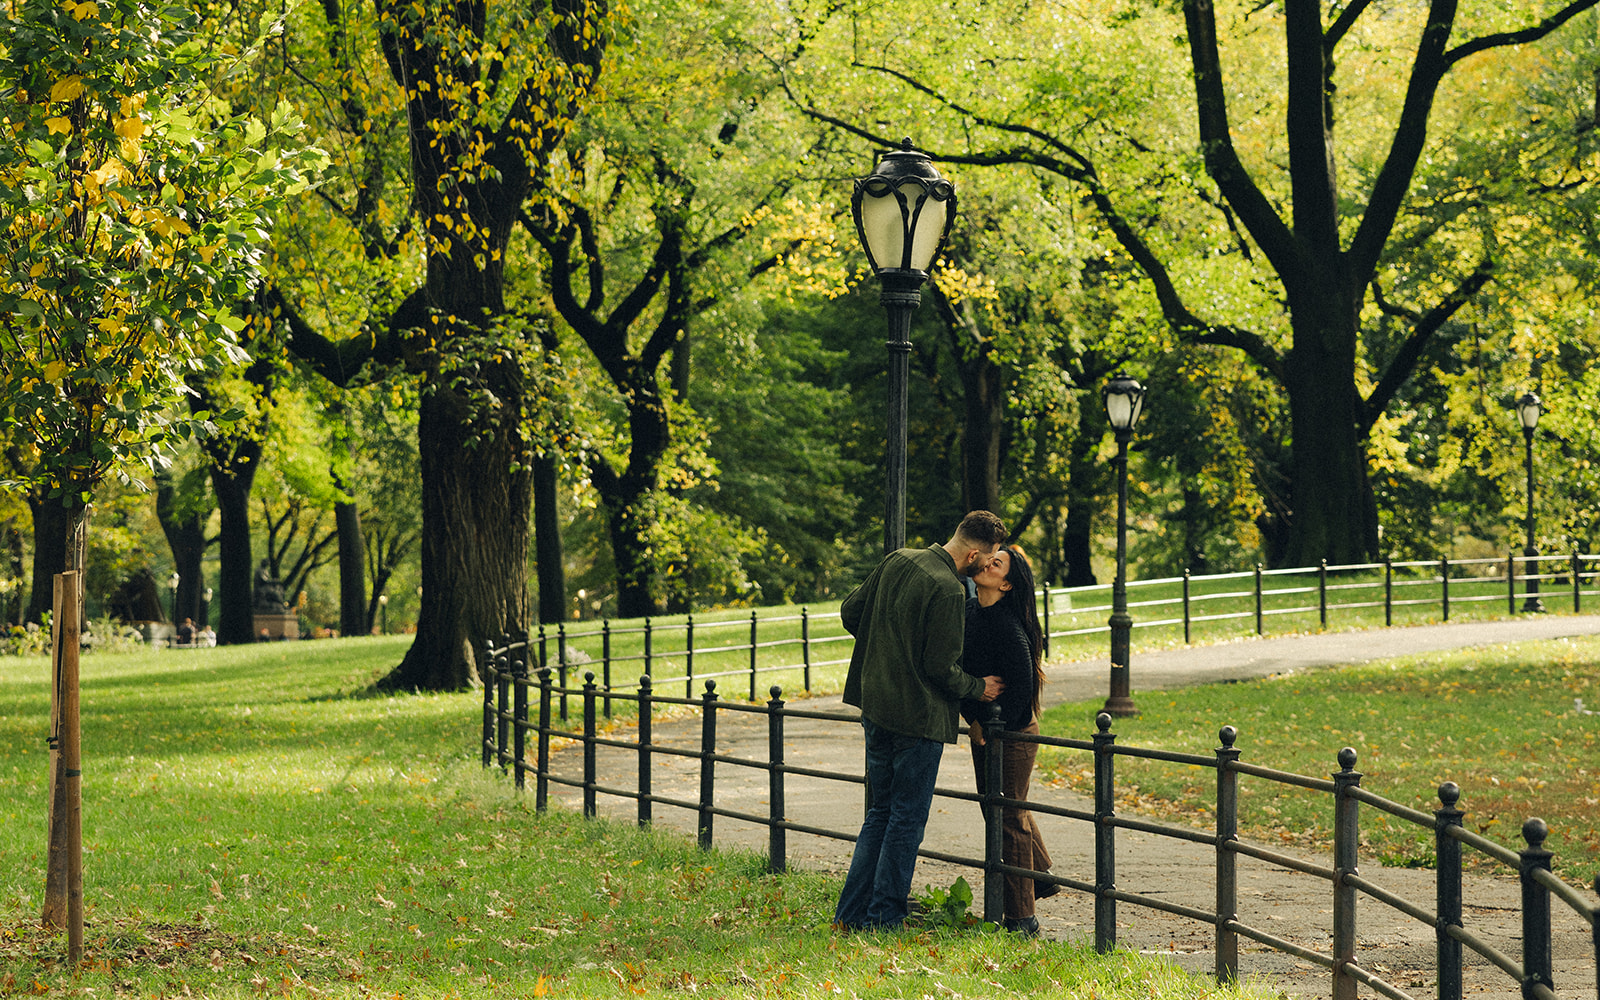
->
[1101, 661, 1137, 718]
[1521, 597, 1546, 614]
[1100, 694, 1138, 718]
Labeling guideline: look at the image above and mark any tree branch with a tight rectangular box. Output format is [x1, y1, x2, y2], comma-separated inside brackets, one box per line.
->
[1361, 257, 1495, 433]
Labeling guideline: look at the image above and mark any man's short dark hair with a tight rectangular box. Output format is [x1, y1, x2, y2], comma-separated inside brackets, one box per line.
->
[955, 510, 1008, 547]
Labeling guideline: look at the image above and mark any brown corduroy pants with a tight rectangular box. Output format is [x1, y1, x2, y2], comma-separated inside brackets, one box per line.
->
[968, 719, 1052, 919]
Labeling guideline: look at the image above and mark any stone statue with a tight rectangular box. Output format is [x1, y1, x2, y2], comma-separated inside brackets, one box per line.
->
[252, 559, 288, 613]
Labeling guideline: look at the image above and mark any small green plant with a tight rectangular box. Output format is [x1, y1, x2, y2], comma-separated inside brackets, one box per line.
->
[2, 612, 50, 656]
[81, 615, 147, 654]
[913, 876, 985, 930]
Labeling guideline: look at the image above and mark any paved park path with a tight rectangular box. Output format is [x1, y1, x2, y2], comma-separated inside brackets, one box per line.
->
[542, 617, 1600, 1000]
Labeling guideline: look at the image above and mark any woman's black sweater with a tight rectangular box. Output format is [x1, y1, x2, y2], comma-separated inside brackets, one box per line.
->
[960, 598, 1036, 732]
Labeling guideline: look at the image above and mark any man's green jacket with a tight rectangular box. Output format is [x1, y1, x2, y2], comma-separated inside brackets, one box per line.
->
[841, 544, 985, 743]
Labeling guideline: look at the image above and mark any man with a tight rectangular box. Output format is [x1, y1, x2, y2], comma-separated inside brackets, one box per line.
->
[833, 510, 1009, 931]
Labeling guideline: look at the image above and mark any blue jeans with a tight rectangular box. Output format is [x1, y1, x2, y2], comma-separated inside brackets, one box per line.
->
[833, 718, 945, 930]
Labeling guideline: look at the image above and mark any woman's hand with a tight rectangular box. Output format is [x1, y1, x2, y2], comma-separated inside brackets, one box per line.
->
[968, 720, 985, 747]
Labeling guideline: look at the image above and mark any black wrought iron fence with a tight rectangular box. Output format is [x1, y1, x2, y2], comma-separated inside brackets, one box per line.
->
[479, 644, 1600, 1000]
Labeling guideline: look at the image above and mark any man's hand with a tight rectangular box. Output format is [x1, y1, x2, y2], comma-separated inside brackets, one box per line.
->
[979, 675, 1004, 702]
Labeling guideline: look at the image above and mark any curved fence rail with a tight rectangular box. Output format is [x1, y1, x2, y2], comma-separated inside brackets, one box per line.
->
[513, 553, 1600, 719]
[480, 646, 1600, 1000]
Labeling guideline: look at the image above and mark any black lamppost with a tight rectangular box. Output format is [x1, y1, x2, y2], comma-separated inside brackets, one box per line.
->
[201, 587, 212, 629]
[852, 138, 957, 554]
[167, 572, 180, 626]
[378, 593, 389, 634]
[1516, 392, 1544, 613]
[1102, 373, 1147, 717]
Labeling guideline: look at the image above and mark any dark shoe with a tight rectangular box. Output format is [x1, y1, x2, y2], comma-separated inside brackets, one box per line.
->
[1002, 916, 1040, 937]
[1034, 879, 1061, 900]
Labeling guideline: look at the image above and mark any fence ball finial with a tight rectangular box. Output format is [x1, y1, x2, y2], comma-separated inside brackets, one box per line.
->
[1438, 781, 1461, 809]
[1096, 712, 1113, 734]
[703, 679, 717, 695]
[1522, 817, 1549, 849]
[1337, 746, 1358, 772]
[585, 670, 596, 684]
[1218, 725, 1237, 749]
[768, 684, 783, 700]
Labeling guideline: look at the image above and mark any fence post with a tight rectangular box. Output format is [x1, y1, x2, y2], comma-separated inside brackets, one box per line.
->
[801, 608, 812, 692]
[1384, 557, 1393, 627]
[767, 685, 786, 875]
[1520, 818, 1555, 998]
[1183, 569, 1192, 644]
[749, 610, 759, 702]
[583, 673, 598, 818]
[698, 680, 719, 850]
[481, 637, 500, 768]
[1332, 747, 1362, 1000]
[602, 620, 613, 716]
[1435, 782, 1464, 1000]
[1319, 559, 1328, 628]
[512, 656, 528, 793]
[1215, 725, 1241, 982]
[982, 703, 1006, 926]
[1590, 874, 1599, 1000]
[536, 667, 552, 812]
[1441, 557, 1450, 622]
[1254, 563, 1264, 635]
[638, 675, 653, 827]
[1093, 712, 1117, 954]
[1041, 582, 1051, 657]
[557, 622, 569, 722]
[496, 657, 511, 772]
[1509, 550, 1518, 615]
[685, 614, 695, 700]
[644, 616, 653, 680]
[1573, 551, 1582, 614]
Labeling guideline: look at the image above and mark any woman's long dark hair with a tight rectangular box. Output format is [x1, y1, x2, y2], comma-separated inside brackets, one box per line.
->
[994, 544, 1046, 718]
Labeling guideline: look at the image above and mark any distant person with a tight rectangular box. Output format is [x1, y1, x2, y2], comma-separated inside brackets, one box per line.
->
[833, 510, 1009, 932]
[175, 617, 195, 647]
[961, 544, 1054, 936]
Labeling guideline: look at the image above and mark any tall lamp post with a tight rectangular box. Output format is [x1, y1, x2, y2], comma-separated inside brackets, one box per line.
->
[202, 587, 212, 629]
[852, 138, 957, 554]
[1515, 392, 1544, 613]
[1102, 373, 1147, 717]
[378, 593, 389, 634]
[167, 572, 180, 626]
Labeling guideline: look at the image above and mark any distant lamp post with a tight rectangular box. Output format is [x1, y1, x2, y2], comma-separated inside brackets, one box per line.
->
[202, 587, 212, 628]
[167, 572, 180, 625]
[852, 137, 957, 554]
[1102, 372, 1147, 717]
[378, 593, 389, 634]
[1515, 392, 1544, 613]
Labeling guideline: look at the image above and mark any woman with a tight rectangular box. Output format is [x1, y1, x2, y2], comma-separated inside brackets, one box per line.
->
[962, 544, 1054, 936]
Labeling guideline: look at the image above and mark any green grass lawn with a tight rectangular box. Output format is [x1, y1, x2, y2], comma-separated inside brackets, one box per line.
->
[1037, 635, 1600, 881]
[0, 638, 1279, 999]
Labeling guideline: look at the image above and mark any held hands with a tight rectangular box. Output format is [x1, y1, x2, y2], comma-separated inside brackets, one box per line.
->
[979, 675, 1004, 703]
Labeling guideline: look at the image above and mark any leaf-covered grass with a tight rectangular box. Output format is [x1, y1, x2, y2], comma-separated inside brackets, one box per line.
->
[1037, 636, 1600, 880]
[0, 638, 1281, 999]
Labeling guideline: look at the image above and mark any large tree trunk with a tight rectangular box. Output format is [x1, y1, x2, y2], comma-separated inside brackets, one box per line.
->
[155, 469, 209, 626]
[207, 444, 260, 645]
[384, 367, 531, 689]
[1281, 301, 1376, 565]
[334, 494, 366, 636]
[533, 454, 567, 624]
